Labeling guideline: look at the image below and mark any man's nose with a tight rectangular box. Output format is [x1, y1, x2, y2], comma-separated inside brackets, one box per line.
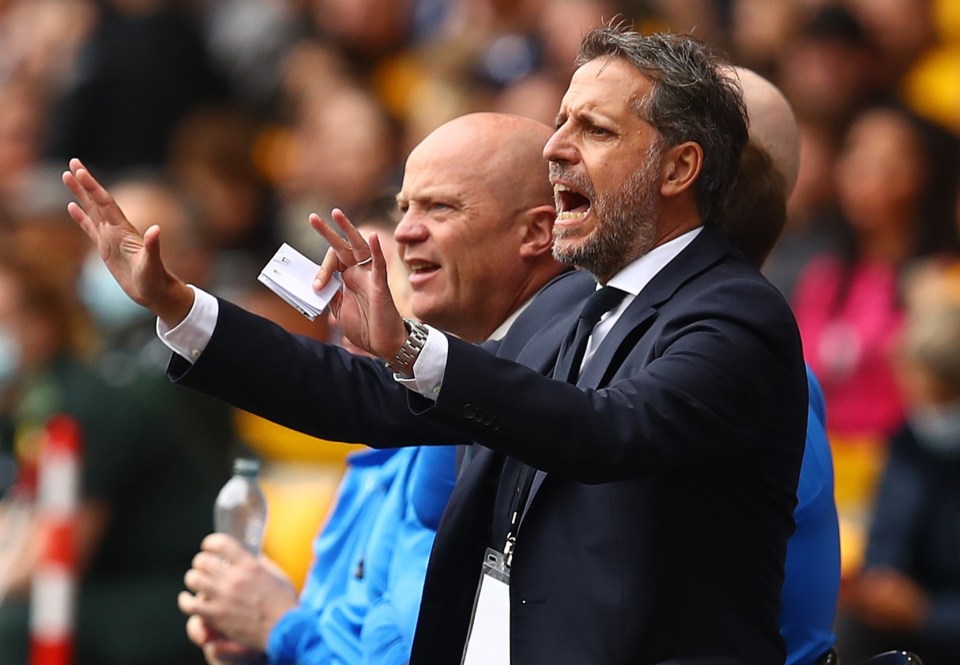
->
[394, 213, 429, 245]
[543, 126, 578, 165]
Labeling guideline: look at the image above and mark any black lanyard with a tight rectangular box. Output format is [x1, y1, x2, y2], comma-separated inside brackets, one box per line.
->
[502, 463, 536, 567]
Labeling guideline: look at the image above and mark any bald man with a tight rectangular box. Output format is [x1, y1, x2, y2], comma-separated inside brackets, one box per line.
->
[176, 113, 564, 665]
[725, 68, 842, 665]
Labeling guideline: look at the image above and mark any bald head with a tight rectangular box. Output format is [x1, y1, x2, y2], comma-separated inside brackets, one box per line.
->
[408, 113, 556, 210]
[719, 68, 800, 268]
[395, 112, 562, 342]
[735, 67, 801, 194]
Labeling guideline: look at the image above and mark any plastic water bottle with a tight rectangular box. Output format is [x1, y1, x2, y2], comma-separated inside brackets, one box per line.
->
[214, 458, 267, 555]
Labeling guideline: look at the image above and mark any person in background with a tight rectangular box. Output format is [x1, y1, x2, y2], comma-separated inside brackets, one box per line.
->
[835, 266, 960, 665]
[42, 0, 227, 173]
[166, 104, 281, 295]
[0, 254, 220, 665]
[80, 172, 238, 489]
[176, 112, 564, 665]
[793, 102, 960, 446]
[791, 104, 960, 581]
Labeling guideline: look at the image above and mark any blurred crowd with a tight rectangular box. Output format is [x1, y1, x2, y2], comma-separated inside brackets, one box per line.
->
[0, 0, 959, 663]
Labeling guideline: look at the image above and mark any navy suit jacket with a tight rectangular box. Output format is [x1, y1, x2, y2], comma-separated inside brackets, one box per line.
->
[170, 225, 807, 665]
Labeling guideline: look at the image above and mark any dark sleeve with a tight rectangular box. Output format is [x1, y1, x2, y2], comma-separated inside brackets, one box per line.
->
[168, 298, 470, 449]
[424, 275, 807, 483]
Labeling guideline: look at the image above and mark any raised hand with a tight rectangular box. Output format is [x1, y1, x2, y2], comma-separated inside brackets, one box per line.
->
[310, 209, 407, 361]
[62, 158, 194, 326]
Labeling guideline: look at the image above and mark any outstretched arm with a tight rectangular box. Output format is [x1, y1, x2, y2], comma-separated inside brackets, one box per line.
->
[62, 158, 194, 327]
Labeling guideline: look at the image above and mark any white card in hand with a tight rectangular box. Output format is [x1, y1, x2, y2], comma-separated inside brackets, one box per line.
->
[258, 243, 342, 320]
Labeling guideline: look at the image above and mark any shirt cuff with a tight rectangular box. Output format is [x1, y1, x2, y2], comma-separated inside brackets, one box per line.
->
[155, 285, 218, 364]
[393, 324, 447, 401]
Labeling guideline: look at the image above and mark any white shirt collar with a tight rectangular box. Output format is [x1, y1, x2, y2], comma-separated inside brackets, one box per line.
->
[606, 226, 703, 296]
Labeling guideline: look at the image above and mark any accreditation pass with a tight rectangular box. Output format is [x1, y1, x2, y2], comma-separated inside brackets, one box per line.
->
[461, 547, 511, 664]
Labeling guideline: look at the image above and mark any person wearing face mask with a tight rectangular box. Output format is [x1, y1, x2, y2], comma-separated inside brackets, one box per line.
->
[836, 270, 960, 665]
[0, 255, 223, 665]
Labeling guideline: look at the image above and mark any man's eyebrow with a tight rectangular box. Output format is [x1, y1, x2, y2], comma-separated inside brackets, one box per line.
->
[558, 107, 612, 128]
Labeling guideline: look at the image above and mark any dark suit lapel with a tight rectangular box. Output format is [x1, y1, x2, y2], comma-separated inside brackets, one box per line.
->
[578, 303, 657, 388]
[524, 226, 733, 514]
[511, 307, 579, 375]
[415, 442, 503, 664]
[579, 225, 731, 389]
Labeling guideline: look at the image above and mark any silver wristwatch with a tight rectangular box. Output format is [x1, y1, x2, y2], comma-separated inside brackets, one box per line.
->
[385, 318, 429, 376]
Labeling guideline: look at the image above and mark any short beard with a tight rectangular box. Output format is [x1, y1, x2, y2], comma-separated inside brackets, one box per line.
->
[552, 141, 663, 283]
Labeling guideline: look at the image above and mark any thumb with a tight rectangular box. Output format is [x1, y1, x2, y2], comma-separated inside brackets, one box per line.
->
[143, 224, 164, 266]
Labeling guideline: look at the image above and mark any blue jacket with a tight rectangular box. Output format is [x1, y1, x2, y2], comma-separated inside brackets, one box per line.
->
[780, 368, 841, 665]
[266, 445, 457, 664]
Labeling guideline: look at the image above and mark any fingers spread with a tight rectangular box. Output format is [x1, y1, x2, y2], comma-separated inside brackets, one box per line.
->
[70, 159, 114, 207]
[62, 171, 96, 215]
[63, 159, 126, 234]
[65, 200, 97, 240]
[332, 208, 371, 263]
[310, 213, 352, 265]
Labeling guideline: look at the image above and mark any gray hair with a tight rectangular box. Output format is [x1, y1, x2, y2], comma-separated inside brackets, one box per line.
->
[577, 24, 749, 226]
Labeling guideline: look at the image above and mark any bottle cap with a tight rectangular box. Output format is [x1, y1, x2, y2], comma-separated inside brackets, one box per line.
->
[233, 458, 260, 476]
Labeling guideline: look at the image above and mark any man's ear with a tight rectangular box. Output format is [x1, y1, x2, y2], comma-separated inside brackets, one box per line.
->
[518, 205, 556, 258]
[660, 141, 703, 199]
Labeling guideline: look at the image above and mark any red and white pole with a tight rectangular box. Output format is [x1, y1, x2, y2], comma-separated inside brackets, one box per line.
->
[29, 415, 82, 665]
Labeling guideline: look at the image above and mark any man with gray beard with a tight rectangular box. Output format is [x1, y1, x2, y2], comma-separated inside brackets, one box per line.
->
[64, 24, 806, 665]
[549, 138, 663, 277]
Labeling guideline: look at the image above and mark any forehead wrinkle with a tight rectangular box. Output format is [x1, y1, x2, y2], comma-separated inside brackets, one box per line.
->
[567, 59, 651, 116]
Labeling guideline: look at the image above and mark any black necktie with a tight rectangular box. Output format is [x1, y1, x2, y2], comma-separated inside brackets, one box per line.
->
[552, 285, 626, 383]
[494, 285, 626, 551]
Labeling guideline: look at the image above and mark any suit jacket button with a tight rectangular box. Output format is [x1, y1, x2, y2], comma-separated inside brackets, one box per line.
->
[463, 404, 477, 419]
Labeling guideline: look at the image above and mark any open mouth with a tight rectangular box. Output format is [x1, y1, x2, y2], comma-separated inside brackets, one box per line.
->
[554, 183, 592, 220]
[405, 259, 440, 283]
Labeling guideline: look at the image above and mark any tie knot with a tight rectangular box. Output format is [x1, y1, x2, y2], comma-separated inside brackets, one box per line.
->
[579, 285, 625, 326]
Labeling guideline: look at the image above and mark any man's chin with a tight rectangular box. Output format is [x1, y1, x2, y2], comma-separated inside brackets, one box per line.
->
[410, 299, 447, 328]
[552, 234, 589, 266]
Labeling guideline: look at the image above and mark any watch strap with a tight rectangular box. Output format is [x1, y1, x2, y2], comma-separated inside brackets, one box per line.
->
[385, 318, 429, 376]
